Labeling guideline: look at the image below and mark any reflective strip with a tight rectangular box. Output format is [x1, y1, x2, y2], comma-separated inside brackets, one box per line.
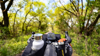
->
[52, 42, 64, 45]
[58, 42, 64, 45]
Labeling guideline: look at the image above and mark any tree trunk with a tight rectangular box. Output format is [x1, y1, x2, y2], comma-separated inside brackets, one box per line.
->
[22, 3, 32, 33]
[0, 1, 9, 27]
[86, 14, 100, 36]
[38, 21, 41, 29]
[3, 11, 9, 27]
[0, 2, 9, 34]
[59, 0, 99, 36]
[25, 18, 33, 34]
[0, 0, 13, 35]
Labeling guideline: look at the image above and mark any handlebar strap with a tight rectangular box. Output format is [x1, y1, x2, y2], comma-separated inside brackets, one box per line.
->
[62, 49, 64, 56]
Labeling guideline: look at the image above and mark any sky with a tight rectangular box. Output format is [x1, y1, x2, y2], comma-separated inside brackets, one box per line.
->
[0, 0, 87, 17]
[39, 0, 86, 6]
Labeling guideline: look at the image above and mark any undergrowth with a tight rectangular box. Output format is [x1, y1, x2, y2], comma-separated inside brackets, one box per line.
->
[0, 35, 31, 56]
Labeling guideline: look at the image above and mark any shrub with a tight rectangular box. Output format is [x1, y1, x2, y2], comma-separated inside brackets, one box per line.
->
[69, 31, 100, 56]
[0, 35, 31, 56]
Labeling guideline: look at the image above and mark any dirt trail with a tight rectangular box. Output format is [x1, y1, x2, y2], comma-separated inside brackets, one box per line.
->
[15, 50, 24, 56]
[16, 50, 79, 56]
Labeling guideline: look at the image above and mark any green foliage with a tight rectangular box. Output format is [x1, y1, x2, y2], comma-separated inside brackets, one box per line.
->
[1, 0, 100, 56]
[0, 27, 10, 39]
[0, 46, 8, 56]
[29, 11, 37, 16]
[0, 35, 31, 56]
[69, 31, 100, 56]
[24, 2, 32, 14]
[33, 1, 46, 7]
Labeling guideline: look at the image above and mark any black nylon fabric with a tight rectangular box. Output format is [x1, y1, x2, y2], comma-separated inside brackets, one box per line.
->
[22, 33, 72, 56]
[42, 34, 61, 41]
[44, 44, 57, 56]
[22, 34, 61, 56]
[22, 40, 33, 56]
[65, 31, 72, 44]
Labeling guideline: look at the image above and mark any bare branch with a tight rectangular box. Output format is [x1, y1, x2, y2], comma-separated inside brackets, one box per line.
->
[22, 3, 32, 32]
[0, 0, 3, 3]
[86, 13, 100, 35]
[0, 0, 8, 4]
[70, 0, 78, 12]
[26, 17, 34, 28]
[4, 0, 14, 12]
[89, 13, 100, 27]
[80, 6, 88, 33]
[0, 0, 5, 11]
[77, 0, 79, 10]
[59, 0, 77, 17]
[69, 1, 76, 12]
[86, 7, 93, 28]
[13, 9, 20, 32]
[62, 8, 77, 17]
[71, 5, 75, 12]
[83, 0, 90, 25]
[3, 0, 8, 4]
[24, 4, 32, 24]
[25, 17, 34, 33]
[81, 0, 83, 15]
[77, 0, 80, 16]
[86, 18, 90, 28]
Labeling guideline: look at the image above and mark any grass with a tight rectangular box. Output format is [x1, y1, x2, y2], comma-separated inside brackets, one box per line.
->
[1, 31, 100, 56]
[0, 35, 31, 56]
[0, 31, 65, 56]
[69, 32, 100, 56]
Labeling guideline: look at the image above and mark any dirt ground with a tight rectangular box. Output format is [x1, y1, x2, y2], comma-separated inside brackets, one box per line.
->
[16, 50, 79, 56]
[15, 50, 24, 56]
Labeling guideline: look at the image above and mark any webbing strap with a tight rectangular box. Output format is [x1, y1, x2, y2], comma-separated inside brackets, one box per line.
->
[62, 50, 64, 56]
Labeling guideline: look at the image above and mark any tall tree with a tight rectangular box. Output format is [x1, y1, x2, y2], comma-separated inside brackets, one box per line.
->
[29, 1, 48, 30]
[22, 1, 33, 33]
[0, 0, 14, 27]
[58, 0, 100, 36]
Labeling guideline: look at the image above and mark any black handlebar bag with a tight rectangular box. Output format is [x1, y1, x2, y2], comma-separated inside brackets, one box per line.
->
[22, 34, 61, 56]
[22, 33, 72, 56]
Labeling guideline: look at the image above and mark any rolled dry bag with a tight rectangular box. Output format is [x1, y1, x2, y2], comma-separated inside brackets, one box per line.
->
[44, 44, 57, 56]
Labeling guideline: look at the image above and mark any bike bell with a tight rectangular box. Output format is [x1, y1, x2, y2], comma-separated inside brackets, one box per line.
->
[31, 33, 44, 50]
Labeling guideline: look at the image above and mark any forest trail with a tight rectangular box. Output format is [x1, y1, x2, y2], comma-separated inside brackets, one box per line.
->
[15, 50, 24, 56]
[16, 50, 79, 56]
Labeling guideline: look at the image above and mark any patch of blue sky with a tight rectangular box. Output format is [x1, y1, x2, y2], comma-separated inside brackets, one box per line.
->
[0, 0, 22, 16]
[0, 0, 87, 21]
[0, 0, 87, 16]
[39, 0, 87, 12]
